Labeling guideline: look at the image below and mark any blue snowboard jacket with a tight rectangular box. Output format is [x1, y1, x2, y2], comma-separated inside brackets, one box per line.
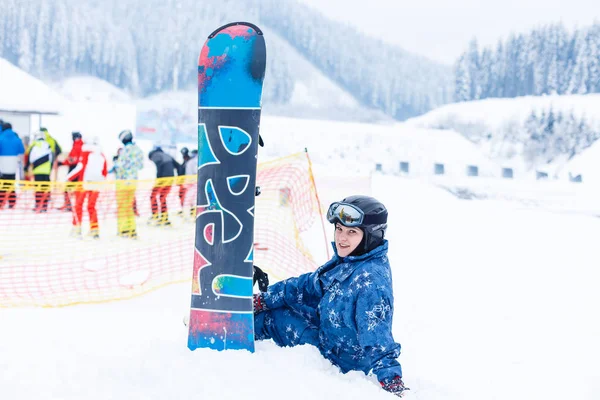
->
[261, 240, 403, 381]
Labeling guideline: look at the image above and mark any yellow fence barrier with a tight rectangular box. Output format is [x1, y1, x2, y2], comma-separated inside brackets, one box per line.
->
[0, 152, 326, 307]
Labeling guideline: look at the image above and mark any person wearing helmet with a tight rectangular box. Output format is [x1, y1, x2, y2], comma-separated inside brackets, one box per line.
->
[148, 145, 180, 226]
[66, 136, 108, 239]
[113, 130, 144, 239]
[39, 127, 62, 179]
[253, 195, 407, 397]
[25, 130, 53, 212]
[57, 131, 84, 211]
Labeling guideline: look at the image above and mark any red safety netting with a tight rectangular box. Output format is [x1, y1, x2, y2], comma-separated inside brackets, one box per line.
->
[0, 152, 327, 307]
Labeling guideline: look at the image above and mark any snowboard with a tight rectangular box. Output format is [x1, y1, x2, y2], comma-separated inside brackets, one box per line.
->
[187, 22, 266, 352]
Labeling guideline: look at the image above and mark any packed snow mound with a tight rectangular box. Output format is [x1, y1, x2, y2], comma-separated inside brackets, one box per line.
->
[406, 94, 600, 133]
[259, 116, 501, 177]
[51, 76, 133, 103]
[565, 138, 600, 183]
[405, 94, 600, 178]
[1, 174, 600, 400]
[0, 58, 66, 114]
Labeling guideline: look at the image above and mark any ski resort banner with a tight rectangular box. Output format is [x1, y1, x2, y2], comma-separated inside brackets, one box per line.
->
[135, 108, 196, 144]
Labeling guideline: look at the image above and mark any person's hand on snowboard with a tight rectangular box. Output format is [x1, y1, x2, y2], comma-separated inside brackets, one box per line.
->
[253, 265, 269, 292]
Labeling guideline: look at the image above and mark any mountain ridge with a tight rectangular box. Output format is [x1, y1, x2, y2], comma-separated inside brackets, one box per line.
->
[0, 0, 452, 120]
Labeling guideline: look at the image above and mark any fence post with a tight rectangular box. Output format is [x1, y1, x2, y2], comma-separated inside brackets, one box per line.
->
[466, 165, 479, 177]
[569, 173, 583, 183]
[536, 171, 548, 180]
[399, 161, 409, 174]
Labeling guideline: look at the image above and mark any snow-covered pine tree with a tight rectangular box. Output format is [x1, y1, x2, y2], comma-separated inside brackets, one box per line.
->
[454, 53, 471, 102]
[467, 39, 482, 100]
[17, 30, 32, 72]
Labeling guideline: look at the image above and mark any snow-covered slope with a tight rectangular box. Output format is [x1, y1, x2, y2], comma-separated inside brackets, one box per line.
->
[50, 76, 133, 103]
[0, 57, 67, 114]
[565, 139, 600, 183]
[41, 29, 391, 123]
[406, 94, 600, 178]
[259, 116, 501, 177]
[1, 173, 599, 400]
[260, 27, 391, 122]
[2, 59, 600, 399]
[407, 94, 600, 133]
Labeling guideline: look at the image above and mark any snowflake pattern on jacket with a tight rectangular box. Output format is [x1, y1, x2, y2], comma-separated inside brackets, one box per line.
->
[258, 241, 402, 381]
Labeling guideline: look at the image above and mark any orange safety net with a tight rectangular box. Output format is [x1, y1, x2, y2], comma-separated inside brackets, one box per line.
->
[0, 152, 327, 307]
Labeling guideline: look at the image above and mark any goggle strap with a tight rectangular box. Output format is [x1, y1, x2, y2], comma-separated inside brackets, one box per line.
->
[362, 213, 387, 225]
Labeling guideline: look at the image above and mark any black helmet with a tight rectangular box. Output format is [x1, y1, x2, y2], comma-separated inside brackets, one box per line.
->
[328, 195, 388, 255]
[180, 147, 189, 157]
[118, 129, 133, 144]
[72, 131, 82, 141]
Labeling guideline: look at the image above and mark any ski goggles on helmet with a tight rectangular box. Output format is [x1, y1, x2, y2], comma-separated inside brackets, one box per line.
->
[326, 202, 365, 227]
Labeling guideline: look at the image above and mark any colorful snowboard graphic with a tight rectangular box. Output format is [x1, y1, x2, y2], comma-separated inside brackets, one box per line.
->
[188, 22, 266, 352]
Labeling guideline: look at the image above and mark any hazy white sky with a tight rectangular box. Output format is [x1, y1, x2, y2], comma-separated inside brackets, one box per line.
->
[299, 0, 600, 64]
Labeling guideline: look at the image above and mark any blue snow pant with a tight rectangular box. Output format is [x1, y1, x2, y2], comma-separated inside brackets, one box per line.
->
[254, 306, 319, 347]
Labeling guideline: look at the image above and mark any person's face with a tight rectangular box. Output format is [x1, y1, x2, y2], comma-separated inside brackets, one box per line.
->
[334, 222, 364, 257]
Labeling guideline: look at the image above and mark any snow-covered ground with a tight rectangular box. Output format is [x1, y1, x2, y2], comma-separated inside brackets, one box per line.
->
[49, 76, 134, 104]
[2, 64, 600, 400]
[1, 172, 599, 400]
[406, 94, 600, 133]
[0, 58, 67, 114]
[405, 94, 600, 180]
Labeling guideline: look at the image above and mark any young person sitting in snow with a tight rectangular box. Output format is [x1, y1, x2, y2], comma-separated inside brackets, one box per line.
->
[253, 195, 408, 397]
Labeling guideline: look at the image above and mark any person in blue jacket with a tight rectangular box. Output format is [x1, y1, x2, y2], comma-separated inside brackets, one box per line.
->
[0, 122, 26, 209]
[253, 195, 408, 397]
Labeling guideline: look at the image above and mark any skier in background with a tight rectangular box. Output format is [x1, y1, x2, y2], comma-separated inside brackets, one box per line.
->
[253, 195, 408, 397]
[25, 131, 53, 213]
[39, 127, 62, 180]
[66, 136, 107, 239]
[0, 122, 25, 209]
[110, 147, 139, 217]
[113, 130, 144, 239]
[148, 145, 180, 226]
[177, 147, 191, 215]
[57, 131, 84, 211]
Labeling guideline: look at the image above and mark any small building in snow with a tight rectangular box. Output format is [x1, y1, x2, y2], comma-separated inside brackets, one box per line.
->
[0, 58, 65, 142]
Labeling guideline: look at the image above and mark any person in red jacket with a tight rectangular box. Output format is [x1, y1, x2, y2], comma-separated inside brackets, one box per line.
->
[58, 132, 84, 211]
[66, 137, 108, 239]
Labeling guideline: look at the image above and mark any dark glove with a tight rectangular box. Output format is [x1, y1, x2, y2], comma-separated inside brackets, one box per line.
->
[253, 293, 268, 314]
[253, 265, 269, 292]
[380, 376, 409, 397]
